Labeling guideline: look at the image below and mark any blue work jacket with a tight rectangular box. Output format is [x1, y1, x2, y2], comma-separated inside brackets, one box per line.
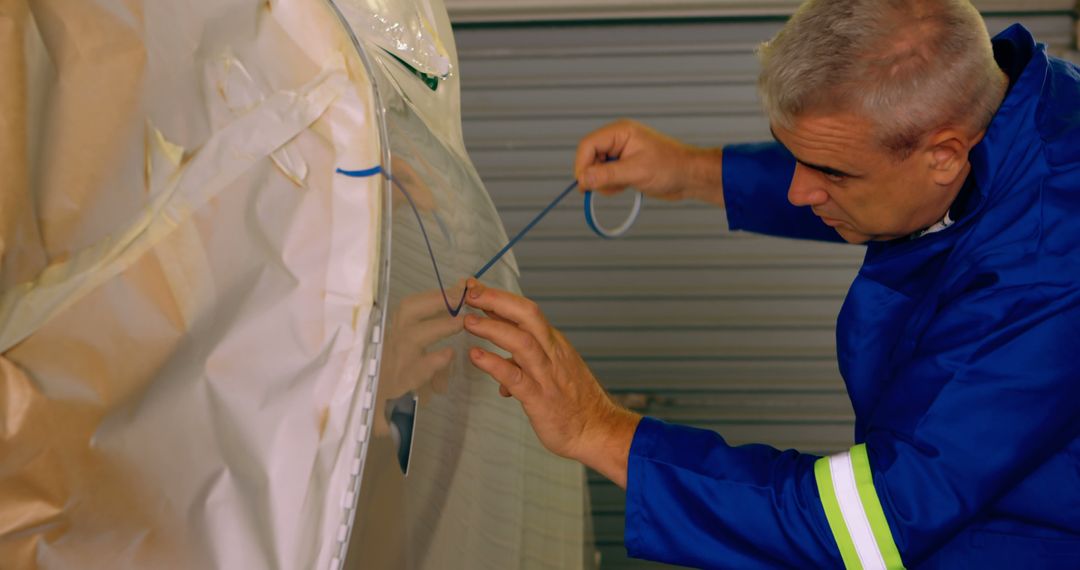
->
[624, 24, 1080, 569]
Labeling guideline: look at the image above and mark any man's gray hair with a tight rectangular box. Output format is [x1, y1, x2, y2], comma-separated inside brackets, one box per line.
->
[758, 0, 1005, 157]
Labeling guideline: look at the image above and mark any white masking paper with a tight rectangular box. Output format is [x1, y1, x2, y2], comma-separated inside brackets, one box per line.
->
[0, 1, 588, 568]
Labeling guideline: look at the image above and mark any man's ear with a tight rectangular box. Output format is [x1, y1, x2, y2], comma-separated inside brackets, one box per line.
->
[926, 129, 971, 187]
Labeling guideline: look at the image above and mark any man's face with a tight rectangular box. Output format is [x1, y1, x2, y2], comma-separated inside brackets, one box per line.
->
[771, 113, 960, 244]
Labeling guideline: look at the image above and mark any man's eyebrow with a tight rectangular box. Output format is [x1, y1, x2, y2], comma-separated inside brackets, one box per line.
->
[769, 127, 861, 179]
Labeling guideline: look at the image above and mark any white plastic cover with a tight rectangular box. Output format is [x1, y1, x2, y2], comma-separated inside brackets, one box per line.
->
[0, 0, 589, 568]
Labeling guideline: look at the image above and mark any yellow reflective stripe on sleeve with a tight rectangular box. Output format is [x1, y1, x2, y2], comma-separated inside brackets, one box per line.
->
[815, 446, 906, 570]
[815, 457, 863, 569]
[850, 444, 905, 569]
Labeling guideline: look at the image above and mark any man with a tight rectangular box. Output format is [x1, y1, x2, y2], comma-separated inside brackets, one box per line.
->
[463, 0, 1080, 567]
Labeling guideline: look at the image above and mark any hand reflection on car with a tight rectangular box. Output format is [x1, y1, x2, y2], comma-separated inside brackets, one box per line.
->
[373, 286, 465, 472]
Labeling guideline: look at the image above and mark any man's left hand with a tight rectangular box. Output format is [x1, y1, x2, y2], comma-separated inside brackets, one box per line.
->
[462, 278, 640, 488]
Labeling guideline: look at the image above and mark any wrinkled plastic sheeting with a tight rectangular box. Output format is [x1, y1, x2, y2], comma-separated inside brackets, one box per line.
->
[0, 0, 589, 568]
[336, 0, 451, 78]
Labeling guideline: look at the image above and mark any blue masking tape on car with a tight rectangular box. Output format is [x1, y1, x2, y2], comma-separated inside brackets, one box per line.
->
[337, 165, 641, 316]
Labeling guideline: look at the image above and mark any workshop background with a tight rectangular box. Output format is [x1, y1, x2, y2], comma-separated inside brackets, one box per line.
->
[445, 2, 1080, 568]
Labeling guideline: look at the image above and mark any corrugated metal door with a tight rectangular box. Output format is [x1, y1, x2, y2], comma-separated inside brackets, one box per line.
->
[454, 11, 1077, 569]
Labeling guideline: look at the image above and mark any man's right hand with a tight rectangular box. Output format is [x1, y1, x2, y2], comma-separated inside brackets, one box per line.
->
[573, 119, 725, 207]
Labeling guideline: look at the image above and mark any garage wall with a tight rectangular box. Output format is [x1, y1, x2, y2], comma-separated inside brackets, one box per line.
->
[452, 9, 1078, 569]
[446, 0, 1079, 25]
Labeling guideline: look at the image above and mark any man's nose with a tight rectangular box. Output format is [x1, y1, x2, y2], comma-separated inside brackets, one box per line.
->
[787, 165, 829, 207]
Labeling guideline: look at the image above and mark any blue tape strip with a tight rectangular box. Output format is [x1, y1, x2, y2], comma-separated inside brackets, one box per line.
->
[337, 166, 384, 178]
[337, 166, 468, 316]
[583, 191, 601, 238]
[473, 180, 578, 279]
[336, 164, 636, 317]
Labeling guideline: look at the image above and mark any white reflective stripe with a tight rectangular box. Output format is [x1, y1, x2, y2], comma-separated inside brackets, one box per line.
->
[829, 452, 887, 570]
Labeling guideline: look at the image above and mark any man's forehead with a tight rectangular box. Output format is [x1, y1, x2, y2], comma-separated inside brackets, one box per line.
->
[770, 116, 877, 177]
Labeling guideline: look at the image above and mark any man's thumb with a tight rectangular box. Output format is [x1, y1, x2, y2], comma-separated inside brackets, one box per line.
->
[582, 163, 630, 192]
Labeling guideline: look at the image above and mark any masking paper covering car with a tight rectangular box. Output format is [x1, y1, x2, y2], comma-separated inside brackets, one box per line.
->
[0, 0, 589, 568]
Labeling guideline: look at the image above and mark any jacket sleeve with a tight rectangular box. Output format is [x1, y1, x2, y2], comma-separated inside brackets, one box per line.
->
[722, 142, 847, 243]
[623, 284, 1080, 569]
[625, 419, 843, 568]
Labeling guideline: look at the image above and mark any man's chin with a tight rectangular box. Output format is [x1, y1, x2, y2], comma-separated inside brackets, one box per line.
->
[834, 227, 872, 244]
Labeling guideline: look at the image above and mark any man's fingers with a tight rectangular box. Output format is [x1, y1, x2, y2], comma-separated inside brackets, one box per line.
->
[574, 127, 627, 183]
[469, 348, 539, 400]
[595, 185, 629, 196]
[581, 161, 631, 193]
[499, 385, 512, 398]
[464, 314, 549, 375]
[582, 157, 654, 196]
[464, 279, 552, 345]
[482, 308, 515, 326]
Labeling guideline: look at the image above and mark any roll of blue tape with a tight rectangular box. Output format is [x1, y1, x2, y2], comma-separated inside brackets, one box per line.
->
[584, 190, 643, 239]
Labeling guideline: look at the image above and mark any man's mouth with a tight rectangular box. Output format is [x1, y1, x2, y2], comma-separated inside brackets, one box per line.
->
[814, 211, 843, 227]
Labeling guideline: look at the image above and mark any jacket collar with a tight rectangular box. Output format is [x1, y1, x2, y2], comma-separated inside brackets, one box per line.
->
[970, 24, 1047, 201]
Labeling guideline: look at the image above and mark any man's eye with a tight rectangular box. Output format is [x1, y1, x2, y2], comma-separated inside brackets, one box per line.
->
[825, 172, 847, 183]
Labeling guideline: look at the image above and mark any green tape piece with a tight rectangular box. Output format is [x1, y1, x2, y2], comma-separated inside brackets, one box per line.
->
[850, 444, 906, 570]
[382, 49, 441, 91]
[815, 457, 863, 570]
